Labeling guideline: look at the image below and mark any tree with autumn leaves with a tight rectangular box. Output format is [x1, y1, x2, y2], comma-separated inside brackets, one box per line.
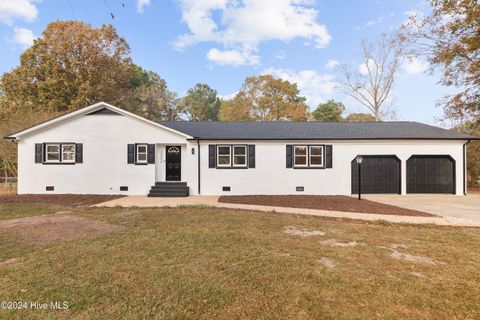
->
[404, 0, 479, 123]
[403, 0, 480, 185]
[1, 21, 133, 112]
[219, 75, 309, 121]
[0, 21, 180, 119]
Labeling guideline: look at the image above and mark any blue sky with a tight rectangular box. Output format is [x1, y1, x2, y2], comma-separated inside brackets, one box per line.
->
[0, 0, 458, 125]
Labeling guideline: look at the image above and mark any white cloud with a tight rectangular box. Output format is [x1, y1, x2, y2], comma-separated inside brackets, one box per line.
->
[404, 57, 428, 74]
[13, 27, 35, 48]
[0, 0, 38, 25]
[176, 0, 331, 65]
[263, 67, 339, 107]
[206, 48, 260, 66]
[325, 59, 339, 69]
[136, 0, 151, 13]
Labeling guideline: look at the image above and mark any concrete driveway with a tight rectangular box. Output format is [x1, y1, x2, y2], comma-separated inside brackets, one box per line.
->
[364, 194, 480, 222]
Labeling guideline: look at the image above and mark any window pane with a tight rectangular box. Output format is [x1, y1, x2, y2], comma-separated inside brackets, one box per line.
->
[218, 155, 230, 165]
[233, 146, 246, 155]
[218, 146, 230, 156]
[310, 146, 323, 156]
[295, 156, 307, 165]
[47, 152, 59, 160]
[63, 145, 75, 153]
[234, 156, 246, 165]
[138, 154, 147, 161]
[138, 145, 147, 153]
[63, 153, 75, 161]
[310, 156, 323, 165]
[294, 146, 306, 156]
[47, 145, 59, 152]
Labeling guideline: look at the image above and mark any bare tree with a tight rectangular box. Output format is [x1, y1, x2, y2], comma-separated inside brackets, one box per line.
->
[341, 33, 408, 121]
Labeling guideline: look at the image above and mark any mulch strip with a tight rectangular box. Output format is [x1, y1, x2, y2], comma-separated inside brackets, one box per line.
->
[218, 195, 435, 217]
[0, 194, 124, 207]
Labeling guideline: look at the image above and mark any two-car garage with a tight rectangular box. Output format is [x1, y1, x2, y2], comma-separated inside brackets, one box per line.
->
[351, 155, 455, 194]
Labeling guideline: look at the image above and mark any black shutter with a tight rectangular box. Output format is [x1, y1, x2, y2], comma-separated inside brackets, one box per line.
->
[127, 144, 135, 164]
[286, 145, 293, 168]
[35, 143, 43, 163]
[208, 145, 216, 168]
[325, 145, 332, 168]
[147, 144, 155, 164]
[75, 143, 83, 163]
[248, 145, 255, 168]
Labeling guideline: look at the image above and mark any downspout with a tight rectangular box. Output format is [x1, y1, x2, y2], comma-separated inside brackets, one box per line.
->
[197, 139, 201, 195]
[463, 140, 470, 195]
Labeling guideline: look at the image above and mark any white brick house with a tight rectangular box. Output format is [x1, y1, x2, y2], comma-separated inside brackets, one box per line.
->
[4, 102, 476, 196]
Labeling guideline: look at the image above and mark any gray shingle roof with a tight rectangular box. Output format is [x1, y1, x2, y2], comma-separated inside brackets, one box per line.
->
[159, 121, 475, 140]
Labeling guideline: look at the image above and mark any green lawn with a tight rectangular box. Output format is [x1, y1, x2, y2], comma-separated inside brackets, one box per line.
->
[1, 202, 480, 319]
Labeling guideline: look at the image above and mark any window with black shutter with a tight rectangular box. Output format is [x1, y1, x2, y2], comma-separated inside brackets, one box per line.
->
[209, 144, 255, 169]
[286, 144, 333, 169]
[128, 143, 155, 165]
[35, 142, 82, 164]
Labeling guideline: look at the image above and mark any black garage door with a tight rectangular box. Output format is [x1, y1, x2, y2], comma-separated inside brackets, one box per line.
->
[351, 156, 400, 194]
[407, 156, 455, 194]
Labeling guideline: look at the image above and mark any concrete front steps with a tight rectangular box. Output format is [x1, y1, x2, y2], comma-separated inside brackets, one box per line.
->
[148, 182, 189, 197]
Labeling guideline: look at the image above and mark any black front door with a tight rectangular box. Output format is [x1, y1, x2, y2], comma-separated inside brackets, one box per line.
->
[166, 146, 181, 181]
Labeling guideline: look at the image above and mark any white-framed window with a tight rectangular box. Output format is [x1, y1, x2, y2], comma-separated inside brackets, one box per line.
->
[294, 146, 308, 167]
[61, 144, 76, 163]
[136, 144, 148, 163]
[293, 145, 324, 168]
[45, 144, 60, 162]
[233, 145, 247, 167]
[309, 145, 324, 167]
[217, 145, 231, 167]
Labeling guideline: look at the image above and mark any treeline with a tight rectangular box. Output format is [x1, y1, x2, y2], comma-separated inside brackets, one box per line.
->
[0, 21, 371, 123]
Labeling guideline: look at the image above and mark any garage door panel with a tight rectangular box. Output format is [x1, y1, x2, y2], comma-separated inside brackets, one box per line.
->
[351, 156, 400, 194]
[407, 156, 454, 194]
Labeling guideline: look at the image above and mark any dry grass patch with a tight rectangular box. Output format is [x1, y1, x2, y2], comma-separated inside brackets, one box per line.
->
[0, 212, 122, 245]
[0, 203, 479, 319]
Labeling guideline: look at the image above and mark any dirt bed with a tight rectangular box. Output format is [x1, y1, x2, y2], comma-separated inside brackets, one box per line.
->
[218, 195, 434, 217]
[0, 212, 121, 244]
[0, 194, 124, 207]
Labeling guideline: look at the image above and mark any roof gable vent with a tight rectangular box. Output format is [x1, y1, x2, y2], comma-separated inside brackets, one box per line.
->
[86, 108, 121, 116]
